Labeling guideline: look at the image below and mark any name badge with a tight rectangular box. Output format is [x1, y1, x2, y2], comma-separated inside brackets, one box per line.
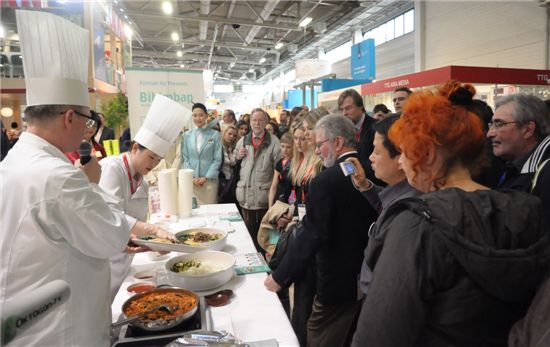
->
[298, 204, 306, 221]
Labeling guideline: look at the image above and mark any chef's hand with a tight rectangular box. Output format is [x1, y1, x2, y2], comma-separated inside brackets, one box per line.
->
[264, 274, 282, 292]
[346, 157, 371, 191]
[78, 156, 102, 184]
[125, 235, 150, 254]
[152, 225, 176, 242]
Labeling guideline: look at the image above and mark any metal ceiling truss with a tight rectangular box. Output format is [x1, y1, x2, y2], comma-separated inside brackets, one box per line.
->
[123, 0, 400, 83]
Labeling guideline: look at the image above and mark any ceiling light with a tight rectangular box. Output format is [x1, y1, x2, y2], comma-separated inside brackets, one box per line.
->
[1, 107, 13, 118]
[249, 68, 254, 73]
[275, 42, 284, 50]
[124, 24, 133, 39]
[119, 8, 124, 13]
[180, 64, 185, 68]
[259, 57, 266, 64]
[176, 50, 183, 57]
[162, 1, 173, 15]
[0, 26, 4, 39]
[181, 43, 185, 48]
[124, 15, 128, 19]
[299, 17, 313, 27]
[171, 32, 179, 41]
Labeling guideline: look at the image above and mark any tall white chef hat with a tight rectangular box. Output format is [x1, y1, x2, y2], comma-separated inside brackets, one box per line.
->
[16, 10, 90, 107]
[134, 95, 191, 157]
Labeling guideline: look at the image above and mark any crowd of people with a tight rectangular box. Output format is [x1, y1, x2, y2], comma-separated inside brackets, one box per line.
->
[3, 10, 550, 347]
[3, 80, 550, 346]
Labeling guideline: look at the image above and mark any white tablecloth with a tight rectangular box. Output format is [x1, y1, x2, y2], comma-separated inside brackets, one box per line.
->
[111, 203, 299, 346]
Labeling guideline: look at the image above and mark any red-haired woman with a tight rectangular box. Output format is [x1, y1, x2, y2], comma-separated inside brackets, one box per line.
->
[351, 81, 550, 347]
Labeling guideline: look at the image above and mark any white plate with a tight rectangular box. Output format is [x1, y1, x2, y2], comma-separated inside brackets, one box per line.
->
[133, 228, 227, 253]
[173, 228, 228, 253]
[132, 239, 189, 253]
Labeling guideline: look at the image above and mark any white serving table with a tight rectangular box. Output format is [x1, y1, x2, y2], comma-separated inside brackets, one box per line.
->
[111, 203, 299, 346]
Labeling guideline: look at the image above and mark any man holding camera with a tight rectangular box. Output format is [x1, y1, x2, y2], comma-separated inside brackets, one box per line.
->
[265, 115, 378, 347]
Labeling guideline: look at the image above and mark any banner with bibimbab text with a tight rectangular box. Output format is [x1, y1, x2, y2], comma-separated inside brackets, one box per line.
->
[126, 68, 205, 137]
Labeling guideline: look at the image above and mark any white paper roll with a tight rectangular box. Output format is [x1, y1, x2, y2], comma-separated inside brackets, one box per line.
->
[158, 168, 178, 215]
[178, 169, 194, 217]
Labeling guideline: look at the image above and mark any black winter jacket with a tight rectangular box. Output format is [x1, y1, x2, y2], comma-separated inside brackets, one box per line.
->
[352, 188, 550, 347]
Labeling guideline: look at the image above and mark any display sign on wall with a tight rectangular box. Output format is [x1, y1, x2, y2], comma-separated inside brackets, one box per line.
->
[91, 1, 107, 83]
[351, 39, 375, 80]
[126, 68, 204, 136]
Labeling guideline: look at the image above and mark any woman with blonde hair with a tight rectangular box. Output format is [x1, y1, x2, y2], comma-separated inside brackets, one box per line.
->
[280, 117, 325, 347]
[302, 106, 329, 147]
[287, 120, 317, 207]
[218, 124, 239, 202]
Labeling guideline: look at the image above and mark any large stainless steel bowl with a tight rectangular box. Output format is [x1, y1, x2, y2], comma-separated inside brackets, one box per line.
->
[165, 251, 236, 291]
[120, 287, 198, 332]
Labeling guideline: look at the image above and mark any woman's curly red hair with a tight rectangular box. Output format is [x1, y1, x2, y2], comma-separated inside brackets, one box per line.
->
[388, 80, 486, 184]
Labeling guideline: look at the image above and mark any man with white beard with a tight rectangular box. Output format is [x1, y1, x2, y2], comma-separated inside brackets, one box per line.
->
[265, 115, 378, 347]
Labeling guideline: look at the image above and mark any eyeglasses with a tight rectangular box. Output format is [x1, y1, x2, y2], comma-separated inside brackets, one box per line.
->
[488, 120, 520, 129]
[60, 109, 96, 128]
[315, 138, 330, 149]
[393, 96, 407, 103]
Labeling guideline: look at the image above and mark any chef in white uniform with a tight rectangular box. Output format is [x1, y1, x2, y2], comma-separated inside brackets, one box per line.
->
[99, 94, 190, 297]
[0, 10, 131, 346]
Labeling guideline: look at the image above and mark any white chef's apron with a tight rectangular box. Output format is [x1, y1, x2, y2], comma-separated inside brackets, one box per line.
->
[110, 183, 148, 300]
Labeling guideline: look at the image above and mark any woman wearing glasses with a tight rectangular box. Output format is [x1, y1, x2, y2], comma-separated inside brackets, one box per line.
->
[65, 110, 107, 164]
[351, 81, 550, 346]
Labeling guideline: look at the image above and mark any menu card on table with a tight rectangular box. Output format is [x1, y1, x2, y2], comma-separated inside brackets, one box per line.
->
[219, 211, 243, 222]
[235, 253, 270, 275]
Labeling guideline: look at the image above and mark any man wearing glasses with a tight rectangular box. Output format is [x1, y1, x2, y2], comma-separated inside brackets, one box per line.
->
[265, 115, 378, 347]
[0, 10, 130, 346]
[392, 87, 412, 113]
[487, 94, 550, 224]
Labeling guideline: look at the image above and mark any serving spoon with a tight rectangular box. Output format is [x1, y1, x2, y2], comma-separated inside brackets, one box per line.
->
[111, 304, 177, 329]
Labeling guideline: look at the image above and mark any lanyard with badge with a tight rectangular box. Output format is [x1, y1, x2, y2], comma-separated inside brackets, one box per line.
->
[122, 153, 141, 195]
[288, 162, 314, 205]
[252, 131, 266, 158]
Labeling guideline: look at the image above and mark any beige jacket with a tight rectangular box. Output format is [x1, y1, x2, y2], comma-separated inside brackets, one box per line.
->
[236, 131, 281, 209]
[257, 200, 290, 255]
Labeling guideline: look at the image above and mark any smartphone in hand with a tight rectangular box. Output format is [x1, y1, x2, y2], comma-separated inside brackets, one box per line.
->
[340, 161, 357, 176]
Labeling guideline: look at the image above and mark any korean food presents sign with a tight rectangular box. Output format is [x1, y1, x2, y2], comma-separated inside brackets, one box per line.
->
[126, 68, 205, 136]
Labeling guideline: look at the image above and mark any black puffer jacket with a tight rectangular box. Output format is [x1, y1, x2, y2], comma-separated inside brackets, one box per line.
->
[352, 188, 550, 347]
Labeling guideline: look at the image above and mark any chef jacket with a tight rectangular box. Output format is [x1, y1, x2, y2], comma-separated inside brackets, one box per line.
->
[0, 132, 130, 346]
[99, 154, 149, 298]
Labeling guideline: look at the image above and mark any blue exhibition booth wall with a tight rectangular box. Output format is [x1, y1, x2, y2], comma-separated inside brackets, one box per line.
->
[284, 88, 319, 109]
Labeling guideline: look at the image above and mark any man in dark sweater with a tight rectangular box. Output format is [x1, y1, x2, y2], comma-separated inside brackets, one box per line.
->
[337, 89, 375, 164]
[265, 115, 378, 347]
[487, 94, 550, 226]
